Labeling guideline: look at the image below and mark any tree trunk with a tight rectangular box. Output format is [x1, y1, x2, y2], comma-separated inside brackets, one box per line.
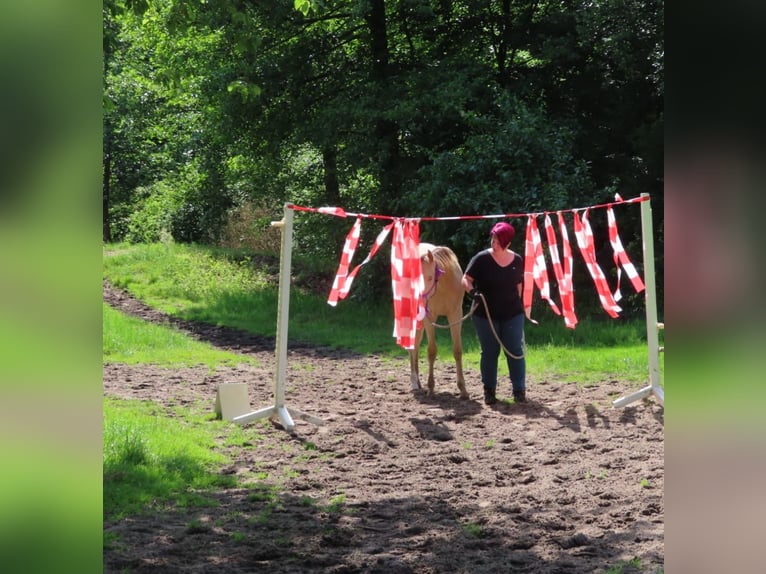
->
[322, 146, 341, 204]
[366, 0, 401, 206]
[367, 0, 389, 81]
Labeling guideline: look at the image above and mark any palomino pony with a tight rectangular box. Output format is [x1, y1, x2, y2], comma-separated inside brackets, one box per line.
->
[409, 243, 468, 399]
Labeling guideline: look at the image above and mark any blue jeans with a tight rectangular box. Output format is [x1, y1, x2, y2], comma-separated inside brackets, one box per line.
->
[472, 313, 526, 394]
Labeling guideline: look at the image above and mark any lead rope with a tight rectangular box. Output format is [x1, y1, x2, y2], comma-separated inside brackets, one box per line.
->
[476, 293, 526, 360]
[430, 301, 477, 329]
[429, 294, 525, 360]
[425, 266, 476, 329]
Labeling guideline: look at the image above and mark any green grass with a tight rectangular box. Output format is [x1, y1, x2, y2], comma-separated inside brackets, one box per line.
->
[103, 398, 256, 520]
[104, 242, 663, 386]
[602, 557, 661, 573]
[461, 521, 485, 538]
[103, 398, 274, 519]
[103, 303, 259, 367]
[104, 242, 396, 354]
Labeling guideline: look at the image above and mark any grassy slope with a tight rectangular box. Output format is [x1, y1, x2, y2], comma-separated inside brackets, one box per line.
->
[104, 242, 661, 385]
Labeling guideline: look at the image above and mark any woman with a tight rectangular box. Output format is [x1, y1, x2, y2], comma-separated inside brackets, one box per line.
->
[462, 222, 526, 405]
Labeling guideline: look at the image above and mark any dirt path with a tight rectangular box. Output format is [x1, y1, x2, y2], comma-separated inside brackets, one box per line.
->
[103, 281, 664, 573]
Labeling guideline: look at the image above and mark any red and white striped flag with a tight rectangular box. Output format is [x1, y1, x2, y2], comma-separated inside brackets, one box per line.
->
[573, 209, 621, 318]
[557, 211, 578, 329]
[545, 213, 577, 328]
[328, 219, 393, 306]
[530, 215, 561, 316]
[606, 205, 645, 301]
[327, 216, 362, 306]
[523, 216, 539, 324]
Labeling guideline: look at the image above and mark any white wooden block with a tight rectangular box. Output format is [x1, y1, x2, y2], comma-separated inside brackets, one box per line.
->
[214, 383, 251, 421]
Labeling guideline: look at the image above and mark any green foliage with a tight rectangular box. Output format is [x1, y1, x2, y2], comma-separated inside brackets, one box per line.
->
[103, 0, 663, 316]
[407, 96, 593, 259]
[104, 242, 270, 310]
[324, 493, 347, 514]
[522, 317, 659, 385]
[104, 0, 238, 243]
[218, 202, 283, 252]
[294, 0, 313, 17]
[640, 478, 650, 488]
[461, 521, 485, 538]
[105, 422, 149, 466]
[124, 181, 181, 243]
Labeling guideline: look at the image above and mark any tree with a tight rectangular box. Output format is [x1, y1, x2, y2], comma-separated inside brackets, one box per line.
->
[103, 0, 663, 315]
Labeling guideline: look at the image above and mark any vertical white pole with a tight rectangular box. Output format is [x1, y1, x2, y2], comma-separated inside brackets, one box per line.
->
[233, 204, 322, 430]
[274, 204, 294, 409]
[613, 192, 663, 408]
[640, 193, 662, 400]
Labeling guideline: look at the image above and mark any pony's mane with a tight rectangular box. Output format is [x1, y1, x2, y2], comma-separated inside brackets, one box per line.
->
[430, 245, 461, 274]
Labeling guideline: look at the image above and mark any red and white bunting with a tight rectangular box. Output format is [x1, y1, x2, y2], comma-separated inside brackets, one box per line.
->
[557, 211, 578, 328]
[607, 205, 645, 301]
[327, 216, 362, 306]
[573, 209, 621, 318]
[523, 216, 539, 324]
[530, 215, 561, 316]
[314, 194, 648, 333]
[545, 213, 578, 328]
[390, 219, 424, 350]
[327, 218, 393, 306]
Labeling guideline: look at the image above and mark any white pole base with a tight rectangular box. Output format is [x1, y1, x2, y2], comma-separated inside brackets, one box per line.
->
[232, 404, 324, 432]
[612, 384, 664, 408]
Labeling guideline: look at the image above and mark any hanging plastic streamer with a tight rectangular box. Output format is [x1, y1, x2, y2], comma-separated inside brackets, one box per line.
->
[327, 218, 393, 305]
[573, 209, 621, 318]
[606, 197, 645, 301]
[526, 215, 561, 319]
[390, 218, 424, 349]
[302, 194, 648, 332]
[523, 216, 538, 324]
[557, 211, 578, 328]
[544, 213, 578, 328]
[327, 216, 362, 306]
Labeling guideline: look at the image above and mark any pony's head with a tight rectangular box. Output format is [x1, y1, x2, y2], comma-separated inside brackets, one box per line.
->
[419, 242, 438, 291]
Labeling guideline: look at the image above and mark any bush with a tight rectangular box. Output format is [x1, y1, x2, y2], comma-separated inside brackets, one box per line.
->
[125, 181, 180, 244]
[218, 202, 282, 253]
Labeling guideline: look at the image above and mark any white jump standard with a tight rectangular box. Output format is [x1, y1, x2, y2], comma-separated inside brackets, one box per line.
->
[232, 205, 324, 432]
[612, 193, 664, 408]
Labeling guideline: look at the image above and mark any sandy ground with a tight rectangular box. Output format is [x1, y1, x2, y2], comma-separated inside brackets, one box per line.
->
[103, 281, 664, 573]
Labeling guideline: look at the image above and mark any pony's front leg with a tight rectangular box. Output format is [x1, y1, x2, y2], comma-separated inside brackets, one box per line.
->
[425, 322, 437, 395]
[409, 328, 426, 391]
[449, 311, 468, 399]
